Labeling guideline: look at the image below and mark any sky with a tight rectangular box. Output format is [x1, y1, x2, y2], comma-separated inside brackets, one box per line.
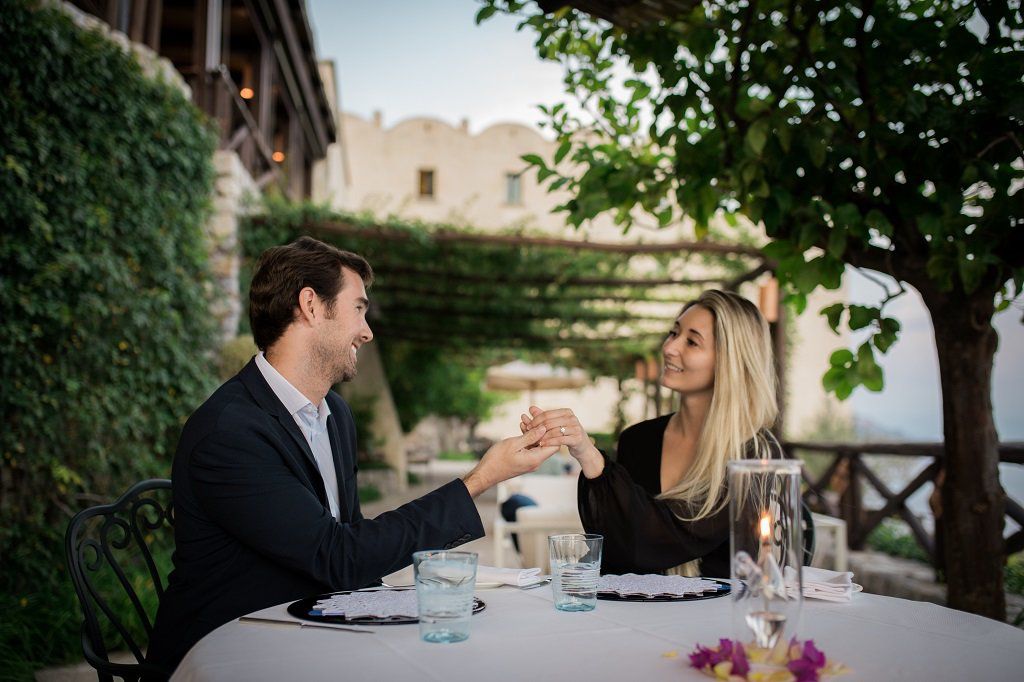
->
[306, 0, 1023, 442]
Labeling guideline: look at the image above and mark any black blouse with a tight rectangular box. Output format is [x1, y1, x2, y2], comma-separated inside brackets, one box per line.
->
[578, 414, 776, 579]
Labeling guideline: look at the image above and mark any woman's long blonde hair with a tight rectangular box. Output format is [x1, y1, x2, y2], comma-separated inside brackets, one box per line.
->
[657, 289, 779, 522]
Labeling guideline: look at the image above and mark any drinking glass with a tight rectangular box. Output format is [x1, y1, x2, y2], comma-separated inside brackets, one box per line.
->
[728, 460, 803, 650]
[413, 550, 478, 643]
[548, 533, 602, 612]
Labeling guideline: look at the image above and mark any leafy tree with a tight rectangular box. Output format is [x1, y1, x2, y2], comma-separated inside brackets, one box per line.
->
[480, 0, 1023, 619]
[378, 341, 507, 434]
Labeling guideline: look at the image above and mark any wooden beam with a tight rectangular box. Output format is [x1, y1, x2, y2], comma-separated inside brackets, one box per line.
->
[270, 0, 329, 154]
[292, 218, 766, 258]
[147, 0, 163, 52]
[373, 265, 723, 288]
[129, 0, 146, 43]
[374, 283, 692, 305]
[786, 441, 1024, 462]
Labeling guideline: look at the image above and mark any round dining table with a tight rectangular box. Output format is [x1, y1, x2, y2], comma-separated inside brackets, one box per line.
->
[171, 585, 1024, 681]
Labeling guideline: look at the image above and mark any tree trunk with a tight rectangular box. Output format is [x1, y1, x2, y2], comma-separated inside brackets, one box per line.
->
[924, 291, 1005, 620]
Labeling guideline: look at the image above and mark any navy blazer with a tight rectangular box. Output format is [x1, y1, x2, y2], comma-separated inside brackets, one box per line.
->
[147, 358, 484, 674]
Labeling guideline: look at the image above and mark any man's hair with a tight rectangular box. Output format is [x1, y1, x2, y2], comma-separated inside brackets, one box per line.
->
[249, 236, 373, 350]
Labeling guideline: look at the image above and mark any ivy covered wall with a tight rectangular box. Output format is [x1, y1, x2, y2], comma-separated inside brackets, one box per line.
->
[1, 1, 217, 674]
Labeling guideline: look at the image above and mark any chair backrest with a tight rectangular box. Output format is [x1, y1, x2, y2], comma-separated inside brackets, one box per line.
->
[64, 479, 174, 682]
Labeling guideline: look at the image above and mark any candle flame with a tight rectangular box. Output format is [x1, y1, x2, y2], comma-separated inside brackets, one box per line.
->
[759, 513, 771, 540]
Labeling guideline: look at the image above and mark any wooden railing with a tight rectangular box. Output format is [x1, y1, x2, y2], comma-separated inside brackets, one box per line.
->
[784, 441, 1024, 569]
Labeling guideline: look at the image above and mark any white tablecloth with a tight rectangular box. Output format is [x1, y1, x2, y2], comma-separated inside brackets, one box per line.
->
[171, 587, 1024, 681]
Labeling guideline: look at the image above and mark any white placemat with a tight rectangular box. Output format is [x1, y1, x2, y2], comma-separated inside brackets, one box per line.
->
[313, 590, 418, 618]
[598, 573, 722, 597]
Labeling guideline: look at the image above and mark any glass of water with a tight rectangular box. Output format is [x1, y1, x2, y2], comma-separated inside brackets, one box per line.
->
[548, 533, 602, 612]
[412, 550, 478, 643]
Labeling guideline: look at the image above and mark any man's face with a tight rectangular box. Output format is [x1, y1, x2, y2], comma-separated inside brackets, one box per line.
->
[312, 267, 373, 385]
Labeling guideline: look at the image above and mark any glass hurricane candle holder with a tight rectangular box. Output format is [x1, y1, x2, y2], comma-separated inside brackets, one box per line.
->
[728, 459, 803, 651]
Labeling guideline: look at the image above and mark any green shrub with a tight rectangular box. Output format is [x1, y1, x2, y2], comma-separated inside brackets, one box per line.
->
[217, 334, 258, 381]
[1006, 553, 1024, 596]
[407, 471, 423, 486]
[437, 451, 478, 462]
[358, 484, 383, 504]
[0, 1, 216, 675]
[866, 520, 931, 564]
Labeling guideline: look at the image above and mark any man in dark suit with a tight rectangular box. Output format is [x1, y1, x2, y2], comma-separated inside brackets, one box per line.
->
[147, 237, 558, 675]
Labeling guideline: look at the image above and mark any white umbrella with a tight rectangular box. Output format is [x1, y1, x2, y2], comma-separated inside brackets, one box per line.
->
[484, 361, 589, 405]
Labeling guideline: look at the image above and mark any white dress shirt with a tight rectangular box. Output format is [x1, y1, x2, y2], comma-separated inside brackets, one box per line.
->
[254, 352, 340, 520]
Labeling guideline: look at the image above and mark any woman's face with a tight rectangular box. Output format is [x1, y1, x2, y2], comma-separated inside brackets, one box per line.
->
[660, 304, 716, 395]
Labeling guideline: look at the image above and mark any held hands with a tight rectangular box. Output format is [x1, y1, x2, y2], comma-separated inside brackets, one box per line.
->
[519, 406, 605, 479]
[462, 425, 560, 498]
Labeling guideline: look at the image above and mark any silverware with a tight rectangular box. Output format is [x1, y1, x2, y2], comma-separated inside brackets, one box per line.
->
[239, 616, 373, 634]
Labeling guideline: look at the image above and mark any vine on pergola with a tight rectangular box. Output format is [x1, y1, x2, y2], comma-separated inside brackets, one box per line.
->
[240, 199, 768, 378]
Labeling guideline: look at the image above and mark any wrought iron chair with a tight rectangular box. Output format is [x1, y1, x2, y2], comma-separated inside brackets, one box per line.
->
[65, 479, 174, 682]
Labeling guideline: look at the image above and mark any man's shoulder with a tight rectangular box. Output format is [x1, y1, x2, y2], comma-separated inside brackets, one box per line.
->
[183, 375, 269, 439]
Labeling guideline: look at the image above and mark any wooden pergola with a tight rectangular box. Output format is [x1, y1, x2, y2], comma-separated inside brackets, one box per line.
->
[254, 215, 787, 424]
[69, 0, 335, 198]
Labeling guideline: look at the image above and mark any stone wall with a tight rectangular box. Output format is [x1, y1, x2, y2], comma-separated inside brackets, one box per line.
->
[207, 151, 256, 343]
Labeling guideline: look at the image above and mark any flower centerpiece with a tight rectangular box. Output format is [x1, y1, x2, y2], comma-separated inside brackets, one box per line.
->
[688, 638, 847, 679]
[686, 638, 849, 682]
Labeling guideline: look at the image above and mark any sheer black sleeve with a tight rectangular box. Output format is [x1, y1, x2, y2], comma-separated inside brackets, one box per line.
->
[577, 454, 729, 576]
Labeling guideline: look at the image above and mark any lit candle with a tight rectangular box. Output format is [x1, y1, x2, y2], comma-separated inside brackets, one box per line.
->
[746, 509, 787, 649]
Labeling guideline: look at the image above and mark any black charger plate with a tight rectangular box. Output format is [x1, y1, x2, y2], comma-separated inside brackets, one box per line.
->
[287, 591, 486, 625]
[597, 578, 731, 602]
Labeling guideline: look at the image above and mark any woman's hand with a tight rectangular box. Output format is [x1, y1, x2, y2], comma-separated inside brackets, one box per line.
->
[520, 406, 605, 479]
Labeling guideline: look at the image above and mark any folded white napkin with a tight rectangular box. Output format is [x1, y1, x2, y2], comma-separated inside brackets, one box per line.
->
[784, 566, 862, 602]
[476, 565, 545, 587]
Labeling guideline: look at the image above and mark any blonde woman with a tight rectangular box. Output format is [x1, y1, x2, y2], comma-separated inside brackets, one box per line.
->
[522, 290, 782, 578]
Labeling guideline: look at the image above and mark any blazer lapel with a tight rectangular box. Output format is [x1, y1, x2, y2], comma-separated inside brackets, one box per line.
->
[237, 358, 327, 502]
[326, 413, 350, 521]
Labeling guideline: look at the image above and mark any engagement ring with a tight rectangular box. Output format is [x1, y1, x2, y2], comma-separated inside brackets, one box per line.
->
[559, 426, 567, 435]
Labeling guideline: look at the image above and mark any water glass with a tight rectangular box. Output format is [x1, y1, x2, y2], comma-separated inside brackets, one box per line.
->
[728, 460, 803, 650]
[548, 533, 602, 612]
[413, 550, 478, 643]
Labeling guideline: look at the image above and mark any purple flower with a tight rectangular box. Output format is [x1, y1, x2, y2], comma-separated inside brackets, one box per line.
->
[689, 644, 714, 670]
[786, 639, 827, 682]
[730, 641, 751, 677]
[801, 640, 826, 668]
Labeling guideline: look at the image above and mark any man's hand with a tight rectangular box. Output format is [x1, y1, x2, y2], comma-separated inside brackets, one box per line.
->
[520, 406, 605, 479]
[461, 425, 560, 498]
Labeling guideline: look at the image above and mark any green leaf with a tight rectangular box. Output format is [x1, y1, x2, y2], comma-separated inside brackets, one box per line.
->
[865, 209, 893, 236]
[835, 204, 860, 231]
[829, 348, 854, 366]
[746, 120, 769, 156]
[821, 303, 844, 333]
[848, 305, 877, 330]
[475, 5, 497, 24]
[554, 139, 571, 165]
[822, 366, 845, 392]
[808, 137, 826, 168]
[860, 362, 884, 391]
[521, 153, 546, 168]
